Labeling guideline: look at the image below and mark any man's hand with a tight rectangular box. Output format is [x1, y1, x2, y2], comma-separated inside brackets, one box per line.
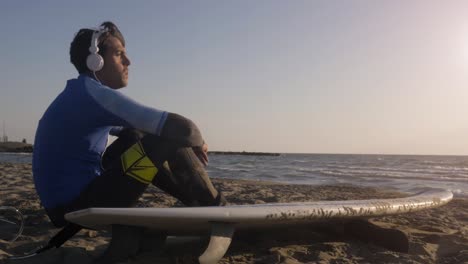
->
[193, 143, 209, 166]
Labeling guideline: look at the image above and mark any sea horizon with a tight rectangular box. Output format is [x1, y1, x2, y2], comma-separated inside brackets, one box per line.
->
[2, 149, 468, 157]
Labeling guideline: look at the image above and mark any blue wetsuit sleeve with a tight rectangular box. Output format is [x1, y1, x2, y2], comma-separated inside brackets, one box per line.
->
[84, 77, 168, 136]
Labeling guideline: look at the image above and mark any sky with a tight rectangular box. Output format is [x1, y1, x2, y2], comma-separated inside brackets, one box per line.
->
[1, 1, 468, 155]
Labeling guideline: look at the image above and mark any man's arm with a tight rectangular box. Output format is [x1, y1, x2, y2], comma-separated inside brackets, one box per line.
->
[193, 142, 209, 166]
[84, 78, 207, 162]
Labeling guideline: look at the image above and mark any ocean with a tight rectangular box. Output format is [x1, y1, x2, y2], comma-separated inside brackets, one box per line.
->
[1, 152, 467, 197]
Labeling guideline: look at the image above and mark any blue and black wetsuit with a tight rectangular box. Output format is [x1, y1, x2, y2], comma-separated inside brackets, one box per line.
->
[33, 74, 225, 227]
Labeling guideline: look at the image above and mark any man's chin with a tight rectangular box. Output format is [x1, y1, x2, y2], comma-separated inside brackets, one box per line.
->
[122, 78, 128, 87]
[115, 80, 128, 89]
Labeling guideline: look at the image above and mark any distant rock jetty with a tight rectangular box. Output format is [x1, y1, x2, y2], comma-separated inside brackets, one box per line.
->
[0, 142, 33, 153]
[0, 143, 280, 156]
[209, 151, 280, 157]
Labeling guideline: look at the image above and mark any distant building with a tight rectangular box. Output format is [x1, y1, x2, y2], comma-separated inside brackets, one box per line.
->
[2, 121, 7, 142]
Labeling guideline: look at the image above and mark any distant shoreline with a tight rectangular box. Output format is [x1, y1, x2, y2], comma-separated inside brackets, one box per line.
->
[0, 142, 33, 153]
[1, 144, 467, 157]
[0, 143, 282, 157]
[209, 151, 280, 156]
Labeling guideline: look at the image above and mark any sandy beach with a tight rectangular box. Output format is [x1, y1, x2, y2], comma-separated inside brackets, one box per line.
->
[0, 163, 467, 263]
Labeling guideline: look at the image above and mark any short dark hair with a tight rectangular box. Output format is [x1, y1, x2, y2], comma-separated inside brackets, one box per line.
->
[70, 21, 126, 74]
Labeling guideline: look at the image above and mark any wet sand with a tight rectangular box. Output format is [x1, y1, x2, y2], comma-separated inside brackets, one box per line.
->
[0, 163, 467, 263]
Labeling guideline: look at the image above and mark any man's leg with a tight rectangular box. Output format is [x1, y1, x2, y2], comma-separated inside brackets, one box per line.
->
[46, 129, 148, 227]
[140, 134, 226, 207]
[47, 128, 226, 226]
[45, 129, 225, 262]
[65, 130, 159, 263]
[159, 147, 226, 206]
[92, 132, 225, 262]
[41, 130, 152, 263]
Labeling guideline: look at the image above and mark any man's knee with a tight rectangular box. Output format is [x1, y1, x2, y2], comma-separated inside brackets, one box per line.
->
[160, 113, 204, 147]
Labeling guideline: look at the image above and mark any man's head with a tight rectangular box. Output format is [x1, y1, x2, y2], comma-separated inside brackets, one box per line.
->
[70, 21, 131, 89]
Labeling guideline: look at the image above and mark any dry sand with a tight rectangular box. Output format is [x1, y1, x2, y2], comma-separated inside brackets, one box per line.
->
[0, 163, 467, 263]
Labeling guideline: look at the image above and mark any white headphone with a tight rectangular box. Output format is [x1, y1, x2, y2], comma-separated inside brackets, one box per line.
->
[86, 28, 108, 72]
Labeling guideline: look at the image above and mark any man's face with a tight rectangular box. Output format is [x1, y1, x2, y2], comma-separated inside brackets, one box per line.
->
[96, 36, 131, 89]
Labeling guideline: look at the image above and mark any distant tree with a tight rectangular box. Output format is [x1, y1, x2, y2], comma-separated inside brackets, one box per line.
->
[22, 138, 27, 144]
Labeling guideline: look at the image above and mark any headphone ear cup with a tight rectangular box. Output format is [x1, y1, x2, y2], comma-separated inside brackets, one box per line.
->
[86, 53, 104, 72]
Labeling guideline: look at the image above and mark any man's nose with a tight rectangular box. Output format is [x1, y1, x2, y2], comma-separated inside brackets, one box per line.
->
[123, 54, 131, 66]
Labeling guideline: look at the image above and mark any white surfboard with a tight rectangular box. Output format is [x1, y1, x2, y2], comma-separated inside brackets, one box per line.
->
[65, 188, 453, 264]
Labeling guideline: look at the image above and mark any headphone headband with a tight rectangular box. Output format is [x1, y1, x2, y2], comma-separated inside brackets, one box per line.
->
[89, 28, 108, 53]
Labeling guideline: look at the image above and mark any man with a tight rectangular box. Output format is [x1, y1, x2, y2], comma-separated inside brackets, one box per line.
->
[32, 21, 225, 247]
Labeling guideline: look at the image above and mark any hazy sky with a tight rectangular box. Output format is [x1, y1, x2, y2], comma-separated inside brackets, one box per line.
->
[1, 1, 468, 155]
